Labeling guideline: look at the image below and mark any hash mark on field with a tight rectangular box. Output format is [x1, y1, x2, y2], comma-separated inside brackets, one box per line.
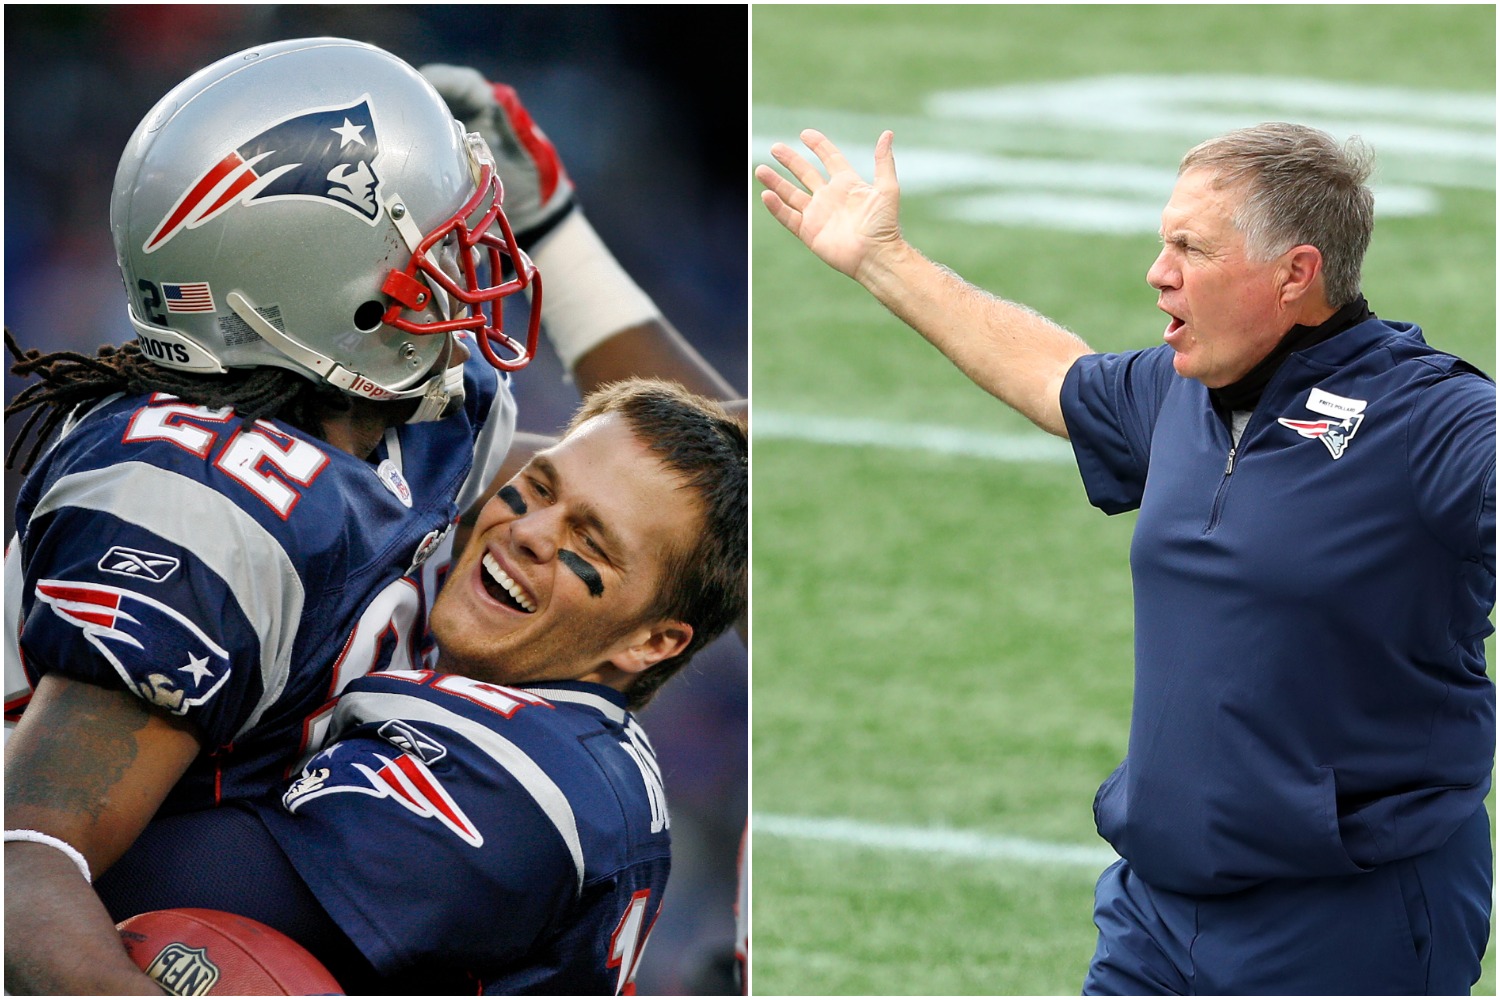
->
[753, 410, 1075, 463]
[755, 812, 1118, 869]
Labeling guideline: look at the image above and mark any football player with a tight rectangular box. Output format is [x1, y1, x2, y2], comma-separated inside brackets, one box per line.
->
[93, 379, 748, 995]
[5, 38, 739, 994]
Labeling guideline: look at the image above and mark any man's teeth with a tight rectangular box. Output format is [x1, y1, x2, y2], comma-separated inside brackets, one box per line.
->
[483, 553, 536, 612]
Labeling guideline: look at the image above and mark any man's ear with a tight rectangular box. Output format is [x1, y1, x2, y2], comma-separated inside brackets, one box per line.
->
[609, 621, 694, 675]
[1279, 244, 1325, 307]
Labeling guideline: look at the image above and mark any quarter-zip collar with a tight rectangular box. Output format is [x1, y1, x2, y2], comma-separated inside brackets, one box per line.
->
[1209, 295, 1374, 415]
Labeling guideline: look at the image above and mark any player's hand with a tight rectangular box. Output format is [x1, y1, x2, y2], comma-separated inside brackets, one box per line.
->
[755, 129, 902, 282]
[421, 64, 576, 246]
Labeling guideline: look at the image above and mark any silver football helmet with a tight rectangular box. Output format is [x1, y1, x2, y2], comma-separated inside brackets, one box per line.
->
[110, 37, 541, 422]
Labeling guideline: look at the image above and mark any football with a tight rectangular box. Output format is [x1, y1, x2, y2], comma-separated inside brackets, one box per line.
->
[117, 908, 343, 995]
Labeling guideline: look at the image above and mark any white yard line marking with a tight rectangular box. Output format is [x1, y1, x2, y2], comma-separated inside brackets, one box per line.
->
[753, 410, 1076, 463]
[754, 812, 1119, 869]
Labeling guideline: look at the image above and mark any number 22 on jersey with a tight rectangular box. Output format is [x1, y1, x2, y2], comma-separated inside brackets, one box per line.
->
[123, 394, 329, 519]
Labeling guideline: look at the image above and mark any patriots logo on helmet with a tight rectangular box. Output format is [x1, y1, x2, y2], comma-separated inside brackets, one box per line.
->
[1277, 414, 1364, 460]
[146, 97, 384, 253]
[33, 580, 232, 714]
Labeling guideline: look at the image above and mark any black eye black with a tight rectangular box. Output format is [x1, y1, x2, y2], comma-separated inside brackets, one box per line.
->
[497, 484, 526, 515]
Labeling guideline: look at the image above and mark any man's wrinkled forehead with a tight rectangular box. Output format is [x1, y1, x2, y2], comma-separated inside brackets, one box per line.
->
[1162, 169, 1243, 237]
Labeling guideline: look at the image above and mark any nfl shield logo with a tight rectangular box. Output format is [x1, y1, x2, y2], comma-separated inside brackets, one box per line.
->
[145, 942, 220, 995]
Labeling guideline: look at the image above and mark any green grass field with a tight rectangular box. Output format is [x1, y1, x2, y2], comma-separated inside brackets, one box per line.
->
[750, 5, 1496, 994]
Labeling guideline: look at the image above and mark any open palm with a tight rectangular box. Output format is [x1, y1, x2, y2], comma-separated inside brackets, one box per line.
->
[755, 129, 901, 280]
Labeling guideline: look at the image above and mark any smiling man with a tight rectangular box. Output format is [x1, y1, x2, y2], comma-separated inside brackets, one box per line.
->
[757, 123, 1495, 994]
[87, 378, 747, 994]
[430, 398, 702, 693]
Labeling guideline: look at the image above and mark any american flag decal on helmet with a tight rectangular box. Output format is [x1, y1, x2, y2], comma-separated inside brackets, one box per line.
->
[145, 97, 383, 253]
[162, 282, 215, 313]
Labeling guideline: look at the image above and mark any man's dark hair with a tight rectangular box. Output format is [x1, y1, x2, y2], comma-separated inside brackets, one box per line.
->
[5, 329, 350, 473]
[567, 378, 747, 710]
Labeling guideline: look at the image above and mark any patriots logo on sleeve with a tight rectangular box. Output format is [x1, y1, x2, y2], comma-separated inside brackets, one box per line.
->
[145, 97, 384, 253]
[283, 730, 484, 848]
[33, 580, 231, 714]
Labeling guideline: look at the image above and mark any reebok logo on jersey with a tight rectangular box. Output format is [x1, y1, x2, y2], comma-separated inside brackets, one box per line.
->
[34, 580, 231, 714]
[146, 97, 385, 253]
[378, 719, 448, 764]
[1277, 388, 1367, 460]
[98, 546, 181, 583]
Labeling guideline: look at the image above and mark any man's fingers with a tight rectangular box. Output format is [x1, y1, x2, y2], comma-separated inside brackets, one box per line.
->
[758, 188, 803, 236]
[873, 130, 898, 190]
[754, 164, 810, 213]
[800, 128, 855, 176]
[769, 141, 827, 193]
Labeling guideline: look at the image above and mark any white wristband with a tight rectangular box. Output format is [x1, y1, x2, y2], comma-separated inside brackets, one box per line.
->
[531, 210, 664, 372]
[5, 829, 92, 883]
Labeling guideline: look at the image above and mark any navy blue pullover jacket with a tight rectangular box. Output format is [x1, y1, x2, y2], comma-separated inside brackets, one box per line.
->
[1062, 317, 1495, 895]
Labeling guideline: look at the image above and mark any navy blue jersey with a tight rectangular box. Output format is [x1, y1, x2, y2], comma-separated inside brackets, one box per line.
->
[3, 345, 515, 811]
[98, 670, 672, 995]
[1061, 318, 1495, 895]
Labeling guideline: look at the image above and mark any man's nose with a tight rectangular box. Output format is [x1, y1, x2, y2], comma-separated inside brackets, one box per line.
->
[1146, 247, 1178, 291]
[509, 504, 561, 564]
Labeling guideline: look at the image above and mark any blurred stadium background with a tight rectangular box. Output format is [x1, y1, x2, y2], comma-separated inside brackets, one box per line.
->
[3, 6, 746, 994]
[751, 4, 1494, 995]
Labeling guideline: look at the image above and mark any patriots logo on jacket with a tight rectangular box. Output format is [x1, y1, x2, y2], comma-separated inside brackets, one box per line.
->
[1278, 387, 1368, 460]
[146, 97, 384, 252]
[33, 580, 231, 714]
[1277, 415, 1364, 459]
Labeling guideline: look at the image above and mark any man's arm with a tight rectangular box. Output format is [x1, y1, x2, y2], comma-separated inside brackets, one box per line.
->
[529, 215, 745, 421]
[756, 129, 1090, 437]
[421, 65, 745, 417]
[571, 318, 739, 410]
[5, 674, 200, 994]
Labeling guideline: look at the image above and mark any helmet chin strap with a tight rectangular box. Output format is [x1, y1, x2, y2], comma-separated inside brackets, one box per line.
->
[224, 291, 464, 422]
[408, 352, 466, 422]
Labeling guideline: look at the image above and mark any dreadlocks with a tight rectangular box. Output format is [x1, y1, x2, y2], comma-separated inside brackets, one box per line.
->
[4, 328, 349, 474]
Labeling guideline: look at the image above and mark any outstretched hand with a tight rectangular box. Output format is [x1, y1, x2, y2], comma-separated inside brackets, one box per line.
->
[755, 129, 902, 281]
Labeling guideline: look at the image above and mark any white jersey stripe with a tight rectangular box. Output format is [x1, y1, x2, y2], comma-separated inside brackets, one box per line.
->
[521, 685, 628, 724]
[27, 460, 305, 739]
[456, 368, 517, 516]
[4, 539, 29, 707]
[332, 688, 586, 894]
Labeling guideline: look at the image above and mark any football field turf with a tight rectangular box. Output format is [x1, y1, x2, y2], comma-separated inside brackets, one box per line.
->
[749, 5, 1496, 994]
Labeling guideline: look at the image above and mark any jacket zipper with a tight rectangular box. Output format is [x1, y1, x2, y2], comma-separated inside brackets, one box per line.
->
[1206, 445, 1235, 533]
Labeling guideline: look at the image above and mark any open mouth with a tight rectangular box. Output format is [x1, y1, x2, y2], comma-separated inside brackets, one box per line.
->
[482, 552, 536, 613]
[1163, 314, 1186, 342]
